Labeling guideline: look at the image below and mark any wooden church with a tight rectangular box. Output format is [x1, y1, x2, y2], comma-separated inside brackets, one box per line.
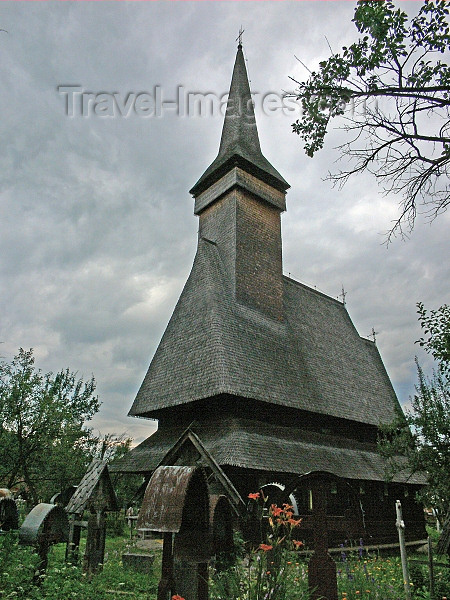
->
[115, 43, 426, 545]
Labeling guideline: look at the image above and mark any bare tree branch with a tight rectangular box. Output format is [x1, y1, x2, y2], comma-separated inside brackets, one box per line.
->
[290, 0, 450, 241]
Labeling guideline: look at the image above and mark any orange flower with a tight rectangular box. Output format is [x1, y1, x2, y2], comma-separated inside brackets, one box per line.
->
[172, 596, 185, 600]
[293, 540, 304, 548]
[288, 518, 302, 527]
[248, 492, 260, 500]
[283, 503, 294, 510]
[271, 504, 283, 517]
[259, 543, 273, 552]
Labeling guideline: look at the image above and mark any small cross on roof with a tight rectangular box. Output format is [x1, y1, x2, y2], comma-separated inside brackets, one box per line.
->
[236, 26, 245, 48]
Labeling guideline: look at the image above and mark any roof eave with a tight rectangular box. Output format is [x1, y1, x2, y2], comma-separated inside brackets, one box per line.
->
[190, 153, 290, 198]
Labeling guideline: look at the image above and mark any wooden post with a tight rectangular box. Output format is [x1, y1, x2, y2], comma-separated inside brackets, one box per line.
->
[33, 539, 50, 585]
[172, 558, 209, 600]
[83, 510, 106, 575]
[197, 562, 209, 600]
[66, 515, 82, 562]
[395, 500, 411, 600]
[158, 532, 174, 600]
[427, 536, 435, 598]
[308, 477, 338, 600]
[173, 559, 198, 600]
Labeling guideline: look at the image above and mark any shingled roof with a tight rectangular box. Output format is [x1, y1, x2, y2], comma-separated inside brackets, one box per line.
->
[66, 459, 118, 515]
[129, 237, 401, 428]
[114, 417, 425, 485]
[190, 45, 289, 198]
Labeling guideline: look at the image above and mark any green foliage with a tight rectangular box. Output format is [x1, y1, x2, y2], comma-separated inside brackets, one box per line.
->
[409, 561, 429, 591]
[379, 304, 450, 522]
[1, 529, 448, 600]
[336, 540, 449, 599]
[0, 532, 39, 599]
[409, 558, 450, 600]
[0, 348, 100, 505]
[417, 302, 450, 374]
[210, 559, 310, 600]
[210, 493, 309, 600]
[337, 549, 412, 599]
[0, 532, 159, 600]
[292, 0, 450, 240]
[379, 360, 450, 520]
[105, 511, 125, 537]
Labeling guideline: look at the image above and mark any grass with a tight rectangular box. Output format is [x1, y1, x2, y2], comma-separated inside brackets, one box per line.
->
[0, 530, 449, 600]
[0, 532, 160, 600]
[210, 540, 450, 600]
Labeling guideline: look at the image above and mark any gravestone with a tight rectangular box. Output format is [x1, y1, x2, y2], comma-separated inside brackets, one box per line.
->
[65, 459, 118, 573]
[0, 489, 19, 531]
[19, 503, 69, 583]
[50, 485, 77, 507]
[122, 551, 155, 574]
[293, 471, 365, 600]
[137, 465, 210, 600]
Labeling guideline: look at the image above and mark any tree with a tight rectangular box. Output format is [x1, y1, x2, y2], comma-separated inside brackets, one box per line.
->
[0, 348, 100, 505]
[291, 0, 450, 241]
[97, 434, 144, 509]
[378, 303, 450, 527]
[417, 301, 450, 372]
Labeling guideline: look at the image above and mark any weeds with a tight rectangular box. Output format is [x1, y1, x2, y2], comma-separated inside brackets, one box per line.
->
[210, 492, 310, 600]
[0, 515, 448, 600]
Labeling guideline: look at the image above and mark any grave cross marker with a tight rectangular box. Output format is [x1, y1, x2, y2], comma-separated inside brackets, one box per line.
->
[65, 459, 118, 574]
[138, 465, 210, 600]
[293, 472, 365, 600]
[19, 503, 69, 583]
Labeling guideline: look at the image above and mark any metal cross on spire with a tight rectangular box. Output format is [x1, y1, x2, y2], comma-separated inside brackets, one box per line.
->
[339, 285, 347, 306]
[369, 327, 379, 344]
[236, 26, 245, 48]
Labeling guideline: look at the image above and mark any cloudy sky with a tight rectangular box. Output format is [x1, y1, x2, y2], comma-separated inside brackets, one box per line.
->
[1, 1, 448, 445]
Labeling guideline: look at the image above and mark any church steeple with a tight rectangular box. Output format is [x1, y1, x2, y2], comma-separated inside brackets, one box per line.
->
[190, 43, 289, 320]
[190, 44, 289, 201]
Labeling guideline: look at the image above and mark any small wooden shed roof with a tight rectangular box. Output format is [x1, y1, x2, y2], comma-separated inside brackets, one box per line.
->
[66, 459, 118, 514]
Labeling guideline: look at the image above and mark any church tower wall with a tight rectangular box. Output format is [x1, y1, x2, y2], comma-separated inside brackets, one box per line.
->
[198, 180, 283, 321]
[235, 189, 283, 320]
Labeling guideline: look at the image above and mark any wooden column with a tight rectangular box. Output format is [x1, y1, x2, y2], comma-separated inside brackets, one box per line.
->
[172, 561, 208, 600]
[307, 476, 338, 600]
[197, 562, 209, 600]
[66, 514, 83, 562]
[83, 510, 106, 575]
[158, 533, 174, 600]
[34, 539, 50, 585]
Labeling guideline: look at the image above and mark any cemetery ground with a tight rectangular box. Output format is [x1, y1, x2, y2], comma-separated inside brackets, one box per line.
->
[1, 516, 449, 600]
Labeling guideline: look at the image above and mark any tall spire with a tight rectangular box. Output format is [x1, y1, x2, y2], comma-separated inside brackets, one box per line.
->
[190, 44, 289, 198]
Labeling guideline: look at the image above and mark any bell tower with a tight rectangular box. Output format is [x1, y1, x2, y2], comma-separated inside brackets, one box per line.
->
[190, 44, 289, 321]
